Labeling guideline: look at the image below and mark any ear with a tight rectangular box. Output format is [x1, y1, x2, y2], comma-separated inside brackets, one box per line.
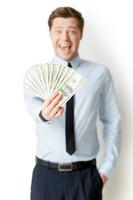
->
[49, 29, 52, 38]
[80, 31, 83, 40]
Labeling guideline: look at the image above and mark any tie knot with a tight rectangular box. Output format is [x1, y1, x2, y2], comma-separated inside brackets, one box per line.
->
[68, 62, 72, 68]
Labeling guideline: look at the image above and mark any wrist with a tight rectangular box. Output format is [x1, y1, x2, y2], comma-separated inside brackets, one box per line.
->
[39, 110, 49, 122]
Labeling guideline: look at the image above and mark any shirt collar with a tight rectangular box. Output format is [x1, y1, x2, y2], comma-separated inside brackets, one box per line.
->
[50, 54, 81, 69]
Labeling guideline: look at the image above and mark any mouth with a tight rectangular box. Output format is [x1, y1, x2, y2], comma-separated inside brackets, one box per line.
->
[59, 44, 71, 51]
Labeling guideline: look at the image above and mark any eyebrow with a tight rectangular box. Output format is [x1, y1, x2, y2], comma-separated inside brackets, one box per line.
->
[54, 26, 78, 29]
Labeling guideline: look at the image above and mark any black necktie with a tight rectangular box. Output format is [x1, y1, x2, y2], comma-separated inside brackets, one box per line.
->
[65, 62, 76, 155]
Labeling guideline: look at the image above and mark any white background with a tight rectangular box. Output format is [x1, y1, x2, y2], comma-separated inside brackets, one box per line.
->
[0, 0, 132, 199]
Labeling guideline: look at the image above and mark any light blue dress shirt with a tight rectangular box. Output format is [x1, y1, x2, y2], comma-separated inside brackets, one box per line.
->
[23, 55, 121, 177]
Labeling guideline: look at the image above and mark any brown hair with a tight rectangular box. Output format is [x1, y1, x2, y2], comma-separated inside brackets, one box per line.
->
[48, 7, 84, 33]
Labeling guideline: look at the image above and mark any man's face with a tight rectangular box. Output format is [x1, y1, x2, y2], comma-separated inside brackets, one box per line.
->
[49, 17, 82, 60]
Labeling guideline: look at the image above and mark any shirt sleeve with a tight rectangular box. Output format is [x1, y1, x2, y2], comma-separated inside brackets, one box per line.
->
[23, 90, 51, 124]
[98, 68, 122, 177]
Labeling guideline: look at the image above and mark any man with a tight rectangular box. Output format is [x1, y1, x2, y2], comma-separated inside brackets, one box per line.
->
[24, 6, 121, 200]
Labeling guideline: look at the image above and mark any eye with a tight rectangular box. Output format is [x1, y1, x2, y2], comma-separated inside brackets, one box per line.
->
[68, 30, 77, 35]
[55, 30, 62, 34]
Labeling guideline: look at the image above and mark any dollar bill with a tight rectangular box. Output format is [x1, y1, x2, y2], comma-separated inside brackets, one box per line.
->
[58, 71, 86, 106]
[24, 63, 86, 105]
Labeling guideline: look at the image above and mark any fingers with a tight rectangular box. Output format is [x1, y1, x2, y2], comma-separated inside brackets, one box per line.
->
[41, 92, 63, 120]
[43, 91, 59, 107]
[47, 93, 63, 113]
[51, 106, 64, 119]
[43, 92, 62, 111]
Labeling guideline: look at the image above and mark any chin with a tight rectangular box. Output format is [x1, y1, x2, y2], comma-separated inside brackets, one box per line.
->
[58, 53, 75, 61]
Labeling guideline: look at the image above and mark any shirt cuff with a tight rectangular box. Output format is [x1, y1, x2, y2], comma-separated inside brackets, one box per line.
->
[39, 110, 49, 122]
[98, 161, 115, 178]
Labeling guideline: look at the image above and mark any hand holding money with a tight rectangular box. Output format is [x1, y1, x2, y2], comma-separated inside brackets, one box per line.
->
[41, 92, 64, 120]
[24, 63, 86, 106]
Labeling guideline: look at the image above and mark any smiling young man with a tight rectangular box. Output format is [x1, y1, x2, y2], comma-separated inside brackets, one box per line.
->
[24, 7, 121, 200]
[50, 17, 82, 60]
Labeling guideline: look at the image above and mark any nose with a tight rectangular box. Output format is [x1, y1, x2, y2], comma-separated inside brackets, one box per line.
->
[61, 31, 69, 41]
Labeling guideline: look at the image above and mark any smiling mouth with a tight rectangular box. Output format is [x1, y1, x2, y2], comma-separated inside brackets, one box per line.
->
[59, 44, 71, 50]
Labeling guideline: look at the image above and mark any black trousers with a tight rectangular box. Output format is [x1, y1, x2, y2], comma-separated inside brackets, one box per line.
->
[31, 163, 103, 200]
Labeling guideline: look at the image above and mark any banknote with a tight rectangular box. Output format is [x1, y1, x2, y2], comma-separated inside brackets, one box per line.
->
[24, 63, 86, 105]
[58, 70, 86, 106]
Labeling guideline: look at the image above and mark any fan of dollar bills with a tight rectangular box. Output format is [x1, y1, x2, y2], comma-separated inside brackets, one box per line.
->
[24, 63, 86, 106]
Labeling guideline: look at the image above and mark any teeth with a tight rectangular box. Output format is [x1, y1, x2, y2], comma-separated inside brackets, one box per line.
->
[61, 47, 69, 49]
[59, 45, 71, 49]
[59, 44, 71, 47]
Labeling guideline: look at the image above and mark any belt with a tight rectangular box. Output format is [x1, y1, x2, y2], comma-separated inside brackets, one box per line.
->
[36, 156, 96, 172]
